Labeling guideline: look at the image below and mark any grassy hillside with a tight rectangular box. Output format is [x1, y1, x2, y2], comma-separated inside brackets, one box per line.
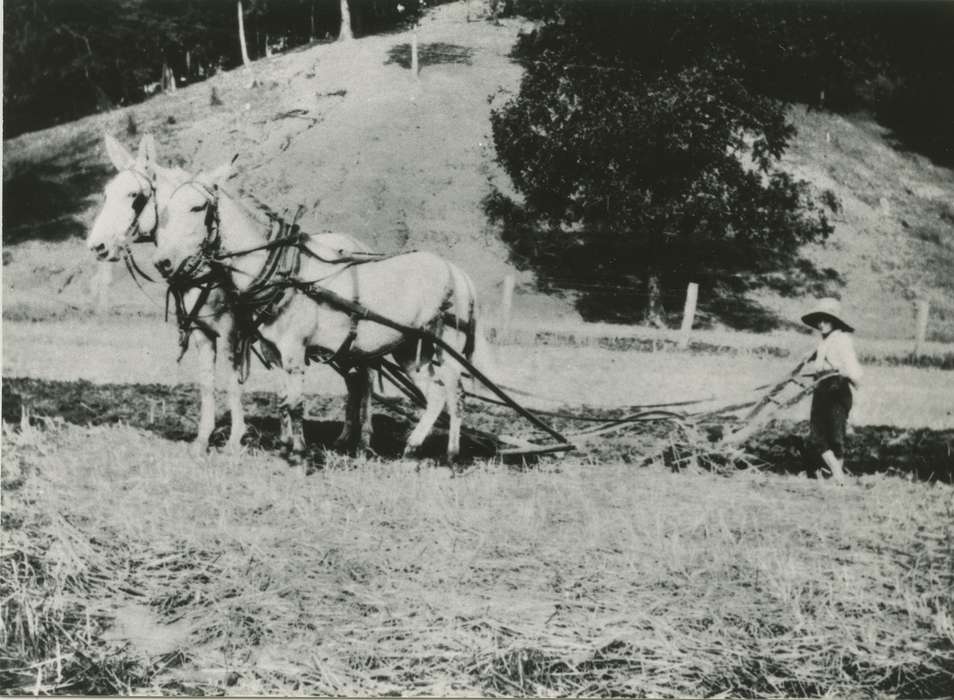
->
[3, 1, 954, 340]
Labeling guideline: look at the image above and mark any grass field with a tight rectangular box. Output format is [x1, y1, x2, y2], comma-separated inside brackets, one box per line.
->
[3, 310, 953, 698]
[2, 323, 953, 696]
[2, 417, 952, 697]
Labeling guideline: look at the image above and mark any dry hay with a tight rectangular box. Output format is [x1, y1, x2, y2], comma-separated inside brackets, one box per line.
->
[2, 416, 953, 697]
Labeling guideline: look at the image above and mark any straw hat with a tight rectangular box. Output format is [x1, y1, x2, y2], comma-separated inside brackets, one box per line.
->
[801, 297, 854, 333]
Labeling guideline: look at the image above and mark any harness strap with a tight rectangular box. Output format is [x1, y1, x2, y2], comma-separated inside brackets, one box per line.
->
[123, 248, 155, 283]
[229, 216, 305, 381]
[309, 266, 363, 366]
[166, 283, 220, 362]
[299, 238, 393, 265]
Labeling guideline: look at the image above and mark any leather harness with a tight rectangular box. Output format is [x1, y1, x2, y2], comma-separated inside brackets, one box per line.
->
[164, 182, 475, 384]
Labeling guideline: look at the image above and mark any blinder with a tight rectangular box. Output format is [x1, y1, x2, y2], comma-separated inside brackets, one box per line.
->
[130, 189, 156, 243]
[124, 169, 158, 245]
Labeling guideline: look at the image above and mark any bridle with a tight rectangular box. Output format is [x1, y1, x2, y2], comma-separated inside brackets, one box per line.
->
[116, 168, 161, 285]
[161, 179, 223, 284]
[159, 180, 228, 361]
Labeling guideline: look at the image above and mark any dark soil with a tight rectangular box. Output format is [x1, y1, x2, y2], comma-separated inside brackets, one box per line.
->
[3, 376, 952, 481]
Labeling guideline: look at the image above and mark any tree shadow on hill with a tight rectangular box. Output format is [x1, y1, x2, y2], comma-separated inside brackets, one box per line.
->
[384, 42, 474, 70]
[3, 132, 113, 245]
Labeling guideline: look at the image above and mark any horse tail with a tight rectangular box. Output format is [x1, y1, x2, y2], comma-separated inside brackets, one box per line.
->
[468, 315, 496, 381]
[446, 262, 496, 385]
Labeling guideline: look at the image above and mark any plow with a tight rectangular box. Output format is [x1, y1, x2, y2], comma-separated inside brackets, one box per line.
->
[272, 283, 828, 461]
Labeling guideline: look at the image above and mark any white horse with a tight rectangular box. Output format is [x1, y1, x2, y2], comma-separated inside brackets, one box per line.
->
[153, 161, 489, 463]
[86, 134, 375, 454]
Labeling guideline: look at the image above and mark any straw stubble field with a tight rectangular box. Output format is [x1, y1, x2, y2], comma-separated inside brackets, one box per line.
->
[3, 318, 954, 697]
[2, 396, 953, 696]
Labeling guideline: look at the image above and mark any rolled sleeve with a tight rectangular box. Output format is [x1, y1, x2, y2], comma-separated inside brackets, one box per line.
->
[832, 333, 863, 385]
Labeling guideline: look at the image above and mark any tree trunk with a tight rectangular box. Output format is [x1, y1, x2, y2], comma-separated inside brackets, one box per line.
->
[161, 60, 177, 93]
[310, 0, 316, 40]
[645, 271, 665, 328]
[237, 0, 251, 67]
[339, 0, 354, 41]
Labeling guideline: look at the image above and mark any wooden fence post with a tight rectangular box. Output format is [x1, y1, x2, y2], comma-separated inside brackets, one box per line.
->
[914, 299, 930, 356]
[411, 31, 419, 78]
[678, 282, 698, 350]
[501, 274, 515, 334]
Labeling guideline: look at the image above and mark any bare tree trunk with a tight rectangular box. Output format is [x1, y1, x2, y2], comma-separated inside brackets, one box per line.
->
[645, 271, 665, 328]
[339, 0, 354, 41]
[161, 60, 177, 93]
[237, 0, 251, 67]
[310, 0, 316, 40]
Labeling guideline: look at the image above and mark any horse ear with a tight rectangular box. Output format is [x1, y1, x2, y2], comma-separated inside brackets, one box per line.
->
[201, 160, 235, 187]
[136, 134, 157, 171]
[104, 133, 135, 171]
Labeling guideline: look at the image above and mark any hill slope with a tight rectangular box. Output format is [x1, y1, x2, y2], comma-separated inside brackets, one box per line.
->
[3, 1, 954, 340]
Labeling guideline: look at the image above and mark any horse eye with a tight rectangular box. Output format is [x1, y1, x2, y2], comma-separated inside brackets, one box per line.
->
[128, 191, 138, 198]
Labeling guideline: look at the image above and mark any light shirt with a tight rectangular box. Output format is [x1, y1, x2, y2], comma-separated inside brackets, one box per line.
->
[813, 329, 863, 386]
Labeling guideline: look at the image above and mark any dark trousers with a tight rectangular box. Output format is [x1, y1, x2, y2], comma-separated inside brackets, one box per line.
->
[809, 376, 853, 460]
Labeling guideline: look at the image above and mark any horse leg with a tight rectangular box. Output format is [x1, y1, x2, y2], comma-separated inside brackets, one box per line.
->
[443, 365, 463, 464]
[279, 360, 307, 464]
[356, 364, 374, 455]
[224, 365, 246, 454]
[222, 320, 246, 453]
[333, 368, 361, 454]
[191, 332, 217, 456]
[403, 366, 446, 458]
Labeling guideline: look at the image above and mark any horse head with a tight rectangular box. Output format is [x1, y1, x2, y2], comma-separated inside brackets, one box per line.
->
[87, 134, 164, 261]
[153, 161, 233, 282]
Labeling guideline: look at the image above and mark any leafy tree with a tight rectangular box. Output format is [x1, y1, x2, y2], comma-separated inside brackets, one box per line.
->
[489, 2, 834, 327]
[2, 0, 437, 138]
